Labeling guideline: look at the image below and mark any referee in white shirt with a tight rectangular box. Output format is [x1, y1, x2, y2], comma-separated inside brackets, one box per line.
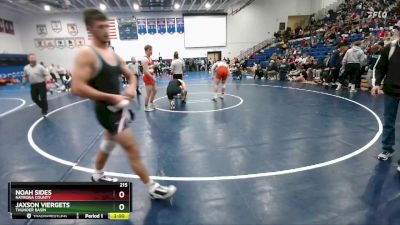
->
[171, 51, 185, 80]
[127, 57, 141, 95]
[22, 53, 50, 117]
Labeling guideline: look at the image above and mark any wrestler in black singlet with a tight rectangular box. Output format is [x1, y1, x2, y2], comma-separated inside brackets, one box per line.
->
[89, 47, 128, 135]
[166, 79, 182, 100]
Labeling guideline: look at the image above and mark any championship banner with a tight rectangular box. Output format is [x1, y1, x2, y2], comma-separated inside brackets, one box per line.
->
[51, 20, 62, 33]
[67, 24, 78, 36]
[45, 38, 55, 49]
[117, 17, 138, 40]
[34, 39, 45, 50]
[137, 19, 146, 35]
[75, 37, 85, 47]
[55, 38, 65, 49]
[176, 18, 184, 34]
[4, 20, 14, 35]
[65, 38, 75, 49]
[166, 18, 176, 34]
[0, 19, 4, 33]
[36, 24, 47, 36]
[146, 19, 156, 35]
[156, 18, 166, 34]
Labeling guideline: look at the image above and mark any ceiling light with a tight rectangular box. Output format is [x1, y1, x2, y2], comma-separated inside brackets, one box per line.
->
[133, 3, 139, 10]
[99, 3, 106, 11]
[44, 5, 51, 11]
[205, 2, 211, 9]
[174, 3, 180, 9]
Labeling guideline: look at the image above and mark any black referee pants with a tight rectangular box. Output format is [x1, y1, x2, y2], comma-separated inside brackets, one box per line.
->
[31, 82, 48, 114]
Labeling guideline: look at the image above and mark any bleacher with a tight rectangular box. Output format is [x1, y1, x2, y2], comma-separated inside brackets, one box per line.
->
[245, 33, 364, 68]
[304, 33, 364, 61]
[246, 47, 279, 68]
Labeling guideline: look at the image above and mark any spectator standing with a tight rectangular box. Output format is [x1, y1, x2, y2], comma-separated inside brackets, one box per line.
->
[336, 41, 367, 92]
[279, 59, 290, 81]
[372, 34, 400, 173]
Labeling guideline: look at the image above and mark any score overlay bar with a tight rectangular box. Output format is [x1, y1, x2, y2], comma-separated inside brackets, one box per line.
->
[9, 182, 131, 220]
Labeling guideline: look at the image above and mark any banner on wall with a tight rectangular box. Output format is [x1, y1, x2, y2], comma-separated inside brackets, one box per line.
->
[137, 19, 146, 35]
[117, 17, 138, 40]
[75, 37, 85, 47]
[166, 18, 176, 34]
[0, 19, 4, 33]
[65, 38, 75, 48]
[34, 39, 45, 50]
[33, 37, 85, 49]
[55, 38, 65, 49]
[36, 24, 47, 36]
[146, 19, 156, 35]
[51, 20, 62, 33]
[176, 18, 184, 34]
[67, 23, 78, 36]
[157, 18, 166, 34]
[4, 20, 14, 35]
[45, 38, 55, 49]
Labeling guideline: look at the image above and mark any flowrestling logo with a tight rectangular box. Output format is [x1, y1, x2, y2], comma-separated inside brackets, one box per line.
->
[367, 11, 388, 19]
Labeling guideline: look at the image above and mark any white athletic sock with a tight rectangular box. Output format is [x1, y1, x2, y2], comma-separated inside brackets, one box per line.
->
[146, 179, 155, 189]
[213, 93, 218, 99]
[92, 170, 104, 181]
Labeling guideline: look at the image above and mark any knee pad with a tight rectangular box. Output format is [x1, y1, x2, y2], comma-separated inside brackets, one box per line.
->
[222, 84, 226, 89]
[100, 139, 117, 154]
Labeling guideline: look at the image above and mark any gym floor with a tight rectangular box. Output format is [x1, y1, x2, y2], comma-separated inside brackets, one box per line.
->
[0, 72, 399, 225]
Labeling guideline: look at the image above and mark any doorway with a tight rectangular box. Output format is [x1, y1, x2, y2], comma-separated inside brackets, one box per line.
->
[207, 51, 221, 62]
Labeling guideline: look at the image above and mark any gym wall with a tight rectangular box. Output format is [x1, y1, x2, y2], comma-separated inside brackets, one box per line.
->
[0, 8, 24, 54]
[0, 0, 338, 69]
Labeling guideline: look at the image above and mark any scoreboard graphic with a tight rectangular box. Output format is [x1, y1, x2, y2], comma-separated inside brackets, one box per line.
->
[8, 182, 131, 220]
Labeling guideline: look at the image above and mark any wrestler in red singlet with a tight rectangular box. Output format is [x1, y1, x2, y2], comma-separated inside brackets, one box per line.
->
[142, 45, 157, 111]
[143, 56, 155, 86]
[211, 60, 230, 101]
